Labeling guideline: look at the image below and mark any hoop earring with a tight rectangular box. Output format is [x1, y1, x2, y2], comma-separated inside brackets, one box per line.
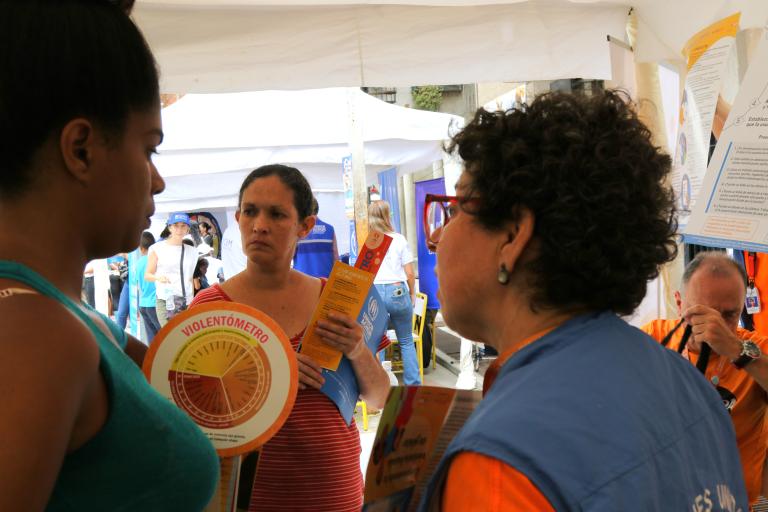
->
[497, 264, 509, 285]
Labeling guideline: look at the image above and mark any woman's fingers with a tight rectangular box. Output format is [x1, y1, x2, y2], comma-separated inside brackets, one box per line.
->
[296, 353, 325, 390]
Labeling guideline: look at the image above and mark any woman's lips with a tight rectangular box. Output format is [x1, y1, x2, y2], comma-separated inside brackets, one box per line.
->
[248, 240, 270, 249]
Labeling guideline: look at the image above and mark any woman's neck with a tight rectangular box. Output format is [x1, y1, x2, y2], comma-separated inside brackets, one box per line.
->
[0, 224, 88, 301]
[488, 294, 578, 356]
[241, 261, 294, 290]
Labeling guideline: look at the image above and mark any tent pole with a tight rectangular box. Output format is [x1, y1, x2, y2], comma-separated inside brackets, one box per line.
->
[629, 9, 681, 318]
[347, 88, 369, 247]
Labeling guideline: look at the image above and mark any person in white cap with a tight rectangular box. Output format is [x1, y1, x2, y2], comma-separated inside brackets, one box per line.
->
[144, 212, 198, 326]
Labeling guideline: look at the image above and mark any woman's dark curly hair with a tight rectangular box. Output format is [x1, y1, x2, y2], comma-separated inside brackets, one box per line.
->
[447, 90, 677, 315]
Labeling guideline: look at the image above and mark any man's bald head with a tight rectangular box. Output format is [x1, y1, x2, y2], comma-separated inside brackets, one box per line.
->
[677, 252, 747, 334]
[681, 252, 748, 293]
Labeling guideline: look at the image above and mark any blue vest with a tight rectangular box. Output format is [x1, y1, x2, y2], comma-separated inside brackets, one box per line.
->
[420, 312, 747, 511]
[293, 218, 336, 278]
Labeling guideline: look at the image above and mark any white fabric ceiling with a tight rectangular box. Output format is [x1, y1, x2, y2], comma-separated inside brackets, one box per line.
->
[153, 87, 463, 213]
[133, 0, 768, 93]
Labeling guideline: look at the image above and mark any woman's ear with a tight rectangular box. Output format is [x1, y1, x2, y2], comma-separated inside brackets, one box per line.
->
[298, 215, 317, 239]
[498, 208, 535, 275]
[60, 118, 97, 184]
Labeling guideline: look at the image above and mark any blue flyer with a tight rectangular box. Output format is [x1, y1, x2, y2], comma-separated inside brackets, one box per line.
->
[320, 285, 389, 424]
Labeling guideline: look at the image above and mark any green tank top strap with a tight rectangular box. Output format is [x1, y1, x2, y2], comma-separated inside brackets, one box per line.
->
[0, 260, 124, 349]
[82, 303, 128, 349]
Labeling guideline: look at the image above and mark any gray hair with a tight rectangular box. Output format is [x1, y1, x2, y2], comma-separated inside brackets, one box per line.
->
[681, 252, 748, 291]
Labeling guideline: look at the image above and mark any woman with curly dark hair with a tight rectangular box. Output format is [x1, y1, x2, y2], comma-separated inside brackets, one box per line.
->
[418, 91, 747, 510]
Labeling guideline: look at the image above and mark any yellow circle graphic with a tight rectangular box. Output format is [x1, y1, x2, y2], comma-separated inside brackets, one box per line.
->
[169, 330, 271, 429]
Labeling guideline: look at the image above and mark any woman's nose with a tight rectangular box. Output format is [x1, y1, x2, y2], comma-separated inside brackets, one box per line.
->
[252, 214, 268, 232]
[150, 162, 165, 195]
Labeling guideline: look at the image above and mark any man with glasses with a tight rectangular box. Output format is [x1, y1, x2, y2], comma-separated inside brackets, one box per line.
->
[642, 252, 768, 506]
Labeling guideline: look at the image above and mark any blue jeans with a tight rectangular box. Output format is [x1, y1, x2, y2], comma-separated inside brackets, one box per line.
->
[376, 283, 421, 385]
[140, 306, 162, 344]
[115, 281, 130, 329]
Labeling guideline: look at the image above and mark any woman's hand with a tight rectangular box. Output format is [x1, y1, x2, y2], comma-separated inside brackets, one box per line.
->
[315, 311, 366, 361]
[157, 275, 171, 284]
[296, 352, 325, 391]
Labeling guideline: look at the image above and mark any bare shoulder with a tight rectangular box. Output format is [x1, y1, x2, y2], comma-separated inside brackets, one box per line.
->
[218, 274, 245, 301]
[292, 270, 322, 298]
[0, 293, 100, 394]
[0, 293, 102, 511]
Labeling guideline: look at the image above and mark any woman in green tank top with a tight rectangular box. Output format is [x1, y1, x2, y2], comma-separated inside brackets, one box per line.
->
[0, 1, 218, 510]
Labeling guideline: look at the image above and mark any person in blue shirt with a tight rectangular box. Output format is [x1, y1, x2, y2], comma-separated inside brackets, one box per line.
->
[135, 231, 161, 343]
[293, 196, 338, 278]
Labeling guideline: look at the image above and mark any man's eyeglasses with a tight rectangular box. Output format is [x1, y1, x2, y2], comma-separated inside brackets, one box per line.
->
[422, 194, 479, 251]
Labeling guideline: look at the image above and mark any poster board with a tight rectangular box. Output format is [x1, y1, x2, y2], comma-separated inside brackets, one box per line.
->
[685, 30, 768, 251]
[672, 13, 740, 228]
[142, 301, 298, 457]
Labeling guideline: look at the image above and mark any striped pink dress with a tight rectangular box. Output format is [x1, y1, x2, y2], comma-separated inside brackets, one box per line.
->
[191, 283, 386, 511]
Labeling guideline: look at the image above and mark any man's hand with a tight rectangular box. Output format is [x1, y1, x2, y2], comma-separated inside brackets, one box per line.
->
[683, 304, 742, 360]
[296, 353, 325, 391]
[315, 312, 367, 361]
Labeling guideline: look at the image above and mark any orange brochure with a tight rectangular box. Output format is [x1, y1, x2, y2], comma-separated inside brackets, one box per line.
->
[300, 231, 392, 370]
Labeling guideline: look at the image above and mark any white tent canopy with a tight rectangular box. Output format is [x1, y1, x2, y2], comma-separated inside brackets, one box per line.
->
[153, 87, 462, 214]
[134, 0, 768, 93]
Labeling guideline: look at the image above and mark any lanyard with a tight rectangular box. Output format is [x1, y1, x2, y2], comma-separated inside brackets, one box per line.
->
[745, 251, 757, 287]
[661, 319, 710, 375]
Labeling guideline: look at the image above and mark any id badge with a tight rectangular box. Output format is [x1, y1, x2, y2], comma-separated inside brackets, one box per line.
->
[746, 285, 761, 314]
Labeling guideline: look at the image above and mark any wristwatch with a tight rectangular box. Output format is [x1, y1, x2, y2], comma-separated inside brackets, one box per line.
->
[733, 340, 762, 369]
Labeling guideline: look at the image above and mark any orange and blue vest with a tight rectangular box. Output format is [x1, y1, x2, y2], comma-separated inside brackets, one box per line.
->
[420, 312, 747, 511]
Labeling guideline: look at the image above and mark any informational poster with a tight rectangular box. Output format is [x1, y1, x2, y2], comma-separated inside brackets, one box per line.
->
[143, 302, 298, 456]
[673, 13, 740, 228]
[686, 31, 768, 251]
[362, 386, 482, 511]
